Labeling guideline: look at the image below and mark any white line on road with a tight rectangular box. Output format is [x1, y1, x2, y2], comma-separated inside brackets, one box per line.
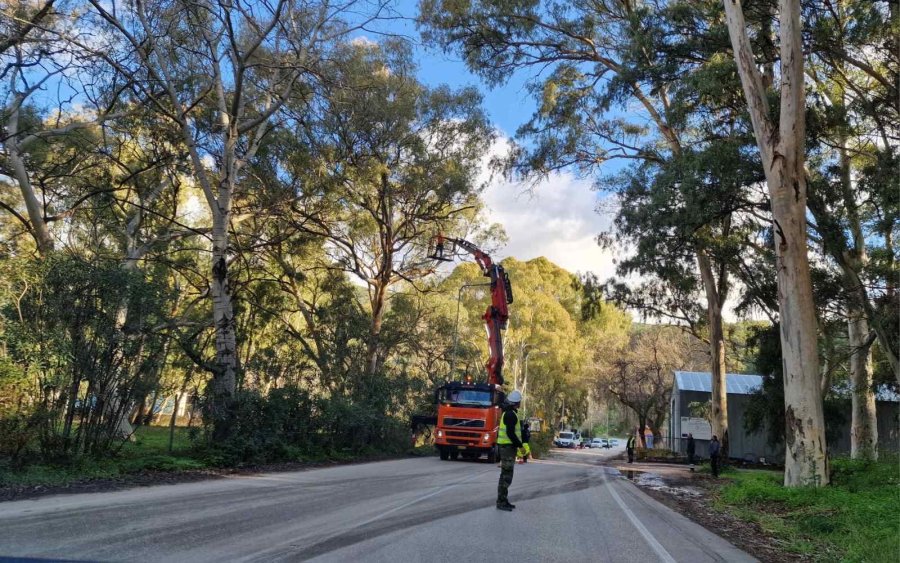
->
[604, 476, 677, 563]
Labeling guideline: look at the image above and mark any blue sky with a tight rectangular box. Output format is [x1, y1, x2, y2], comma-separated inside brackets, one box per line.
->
[363, 0, 619, 279]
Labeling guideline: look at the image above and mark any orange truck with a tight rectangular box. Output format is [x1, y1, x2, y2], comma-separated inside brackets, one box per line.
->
[428, 236, 513, 462]
[434, 381, 502, 462]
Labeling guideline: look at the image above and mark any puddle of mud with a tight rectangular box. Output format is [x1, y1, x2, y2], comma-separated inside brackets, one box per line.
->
[614, 468, 703, 498]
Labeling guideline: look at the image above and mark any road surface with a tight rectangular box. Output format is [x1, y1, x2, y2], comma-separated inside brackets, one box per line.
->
[0, 446, 754, 562]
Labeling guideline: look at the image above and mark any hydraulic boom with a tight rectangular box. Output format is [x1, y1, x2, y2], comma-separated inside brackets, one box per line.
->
[431, 235, 513, 385]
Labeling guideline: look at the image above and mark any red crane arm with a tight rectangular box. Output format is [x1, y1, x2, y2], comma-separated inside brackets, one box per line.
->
[442, 237, 513, 386]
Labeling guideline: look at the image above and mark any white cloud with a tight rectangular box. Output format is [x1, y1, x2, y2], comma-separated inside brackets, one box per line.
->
[479, 140, 617, 280]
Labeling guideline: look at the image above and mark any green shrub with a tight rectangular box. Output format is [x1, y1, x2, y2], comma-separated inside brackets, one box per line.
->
[199, 385, 410, 465]
[529, 430, 554, 458]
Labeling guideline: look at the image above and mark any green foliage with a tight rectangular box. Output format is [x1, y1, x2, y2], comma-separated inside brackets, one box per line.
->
[0, 254, 171, 463]
[716, 457, 900, 562]
[440, 257, 629, 431]
[528, 429, 555, 459]
[197, 386, 410, 466]
[0, 426, 206, 488]
[744, 324, 850, 448]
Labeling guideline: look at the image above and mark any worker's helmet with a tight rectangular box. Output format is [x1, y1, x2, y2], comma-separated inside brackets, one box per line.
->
[507, 390, 522, 403]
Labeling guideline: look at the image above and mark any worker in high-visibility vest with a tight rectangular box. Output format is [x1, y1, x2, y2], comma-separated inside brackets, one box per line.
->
[496, 390, 523, 511]
[627, 431, 637, 463]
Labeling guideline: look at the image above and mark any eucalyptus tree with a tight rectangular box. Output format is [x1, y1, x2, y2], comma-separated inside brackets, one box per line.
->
[722, 0, 829, 485]
[800, 1, 899, 459]
[282, 39, 494, 385]
[0, 0, 129, 254]
[82, 0, 378, 439]
[418, 0, 751, 455]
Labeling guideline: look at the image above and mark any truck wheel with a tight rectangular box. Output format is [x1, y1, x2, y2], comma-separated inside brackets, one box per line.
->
[439, 447, 449, 460]
[450, 451, 459, 461]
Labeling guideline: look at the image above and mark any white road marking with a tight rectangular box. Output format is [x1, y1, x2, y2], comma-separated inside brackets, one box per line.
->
[604, 477, 678, 563]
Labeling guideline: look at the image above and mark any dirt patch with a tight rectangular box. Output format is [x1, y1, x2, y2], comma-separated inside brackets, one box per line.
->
[619, 466, 809, 563]
[0, 454, 419, 503]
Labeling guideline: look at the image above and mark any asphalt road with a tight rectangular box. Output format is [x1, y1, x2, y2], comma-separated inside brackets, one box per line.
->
[0, 445, 755, 562]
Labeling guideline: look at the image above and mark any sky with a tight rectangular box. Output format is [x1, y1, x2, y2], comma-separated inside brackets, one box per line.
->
[365, 1, 619, 280]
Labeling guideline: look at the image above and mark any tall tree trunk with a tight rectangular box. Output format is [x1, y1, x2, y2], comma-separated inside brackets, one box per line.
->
[210, 215, 237, 441]
[168, 392, 182, 454]
[723, 0, 829, 486]
[698, 251, 729, 457]
[837, 133, 879, 460]
[366, 279, 389, 379]
[5, 103, 53, 254]
[848, 304, 878, 460]
[144, 387, 160, 425]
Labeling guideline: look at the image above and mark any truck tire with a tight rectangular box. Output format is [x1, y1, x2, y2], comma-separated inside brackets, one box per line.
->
[439, 447, 449, 460]
[450, 450, 459, 461]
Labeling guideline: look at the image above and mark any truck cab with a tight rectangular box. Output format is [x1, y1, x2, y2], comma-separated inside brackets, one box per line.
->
[434, 382, 501, 462]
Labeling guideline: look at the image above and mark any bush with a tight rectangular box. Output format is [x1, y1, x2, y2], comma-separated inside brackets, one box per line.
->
[529, 430, 554, 459]
[0, 357, 41, 464]
[199, 385, 410, 465]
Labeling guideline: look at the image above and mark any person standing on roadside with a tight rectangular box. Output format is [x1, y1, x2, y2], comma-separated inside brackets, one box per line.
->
[626, 430, 637, 463]
[496, 390, 523, 511]
[709, 435, 721, 477]
[686, 433, 696, 468]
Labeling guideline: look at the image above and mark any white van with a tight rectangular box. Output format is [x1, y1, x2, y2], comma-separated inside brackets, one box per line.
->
[555, 431, 577, 448]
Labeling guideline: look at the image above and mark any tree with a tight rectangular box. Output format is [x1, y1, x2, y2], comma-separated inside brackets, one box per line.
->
[0, 1, 130, 254]
[418, 0, 739, 456]
[283, 39, 493, 384]
[722, 0, 829, 486]
[84, 0, 366, 440]
[802, 1, 899, 459]
[595, 326, 690, 448]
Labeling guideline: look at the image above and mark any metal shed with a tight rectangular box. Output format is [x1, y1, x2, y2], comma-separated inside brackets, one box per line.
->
[669, 371, 900, 462]
[669, 371, 782, 462]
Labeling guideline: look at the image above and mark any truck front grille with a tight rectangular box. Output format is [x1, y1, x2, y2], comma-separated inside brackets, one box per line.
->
[442, 418, 486, 428]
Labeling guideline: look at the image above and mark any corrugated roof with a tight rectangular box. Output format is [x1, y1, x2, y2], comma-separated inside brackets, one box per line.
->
[675, 371, 900, 402]
[674, 371, 762, 395]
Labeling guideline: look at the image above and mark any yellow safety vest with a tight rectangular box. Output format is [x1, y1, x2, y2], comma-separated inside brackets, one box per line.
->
[497, 410, 518, 445]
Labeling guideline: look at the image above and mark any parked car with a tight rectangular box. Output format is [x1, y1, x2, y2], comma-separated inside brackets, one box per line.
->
[609, 438, 620, 447]
[554, 431, 577, 448]
[590, 438, 607, 449]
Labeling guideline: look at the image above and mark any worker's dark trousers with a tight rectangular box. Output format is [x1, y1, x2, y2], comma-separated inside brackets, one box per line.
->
[627, 448, 634, 463]
[711, 454, 720, 477]
[497, 445, 517, 505]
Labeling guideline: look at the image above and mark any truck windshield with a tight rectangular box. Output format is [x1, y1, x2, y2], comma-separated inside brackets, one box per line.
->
[440, 389, 493, 406]
[559, 432, 573, 440]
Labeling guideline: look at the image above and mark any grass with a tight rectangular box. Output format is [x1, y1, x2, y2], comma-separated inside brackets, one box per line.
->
[711, 456, 900, 562]
[0, 426, 208, 488]
[0, 426, 423, 489]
